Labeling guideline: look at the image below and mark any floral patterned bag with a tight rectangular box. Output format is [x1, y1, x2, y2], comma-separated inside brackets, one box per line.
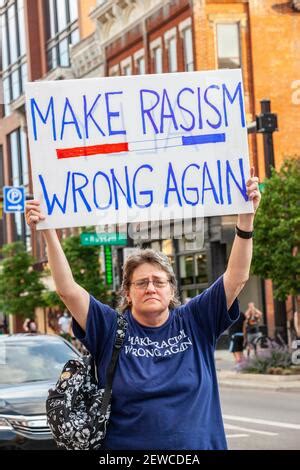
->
[46, 314, 127, 450]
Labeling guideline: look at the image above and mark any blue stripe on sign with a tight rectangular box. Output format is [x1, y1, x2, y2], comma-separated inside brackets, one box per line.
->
[182, 133, 226, 145]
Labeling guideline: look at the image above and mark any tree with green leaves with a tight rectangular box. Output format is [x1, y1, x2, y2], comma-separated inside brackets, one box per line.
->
[0, 242, 46, 318]
[252, 158, 300, 311]
[44, 234, 110, 310]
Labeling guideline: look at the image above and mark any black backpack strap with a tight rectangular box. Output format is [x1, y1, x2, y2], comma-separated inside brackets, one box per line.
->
[99, 313, 127, 415]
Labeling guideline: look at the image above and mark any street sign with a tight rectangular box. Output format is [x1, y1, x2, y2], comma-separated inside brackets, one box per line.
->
[104, 245, 113, 286]
[80, 232, 127, 246]
[3, 186, 25, 213]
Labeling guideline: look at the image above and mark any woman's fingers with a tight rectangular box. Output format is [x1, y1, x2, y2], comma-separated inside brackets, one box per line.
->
[248, 190, 259, 200]
[246, 167, 259, 195]
[28, 209, 45, 219]
[247, 176, 259, 184]
[27, 212, 45, 221]
[245, 168, 261, 211]
[246, 177, 259, 187]
[26, 205, 38, 216]
[247, 183, 259, 193]
[25, 200, 45, 227]
[29, 215, 40, 223]
[25, 200, 40, 208]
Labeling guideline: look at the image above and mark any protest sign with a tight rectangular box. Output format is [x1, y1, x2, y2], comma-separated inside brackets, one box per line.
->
[25, 69, 253, 230]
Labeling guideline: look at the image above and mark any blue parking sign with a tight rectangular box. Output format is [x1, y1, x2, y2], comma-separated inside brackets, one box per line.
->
[3, 186, 25, 213]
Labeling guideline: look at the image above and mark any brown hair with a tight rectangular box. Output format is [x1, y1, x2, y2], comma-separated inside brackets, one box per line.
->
[117, 248, 181, 313]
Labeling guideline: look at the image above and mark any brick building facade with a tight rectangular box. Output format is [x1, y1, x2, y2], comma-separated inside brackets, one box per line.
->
[193, 0, 300, 336]
[0, 0, 96, 332]
[193, 0, 300, 176]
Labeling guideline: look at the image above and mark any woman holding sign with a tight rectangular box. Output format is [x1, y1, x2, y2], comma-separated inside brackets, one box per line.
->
[25, 168, 260, 450]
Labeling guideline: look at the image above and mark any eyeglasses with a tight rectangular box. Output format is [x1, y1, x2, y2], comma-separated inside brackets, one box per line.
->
[130, 279, 170, 290]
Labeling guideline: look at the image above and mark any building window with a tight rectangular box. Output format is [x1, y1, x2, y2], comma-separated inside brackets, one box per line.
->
[0, 145, 6, 247]
[153, 46, 163, 74]
[216, 23, 241, 69]
[136, 56, 145, 75]
[195, 253, 208, 284]
[168, 36, 177, 72]
[0, 145, 3, 189]
[8, 128, 30, 244]
[179, 252, 208, 287]
[142, 239, 174, 266]
[121, 58, 132, 76]
[46, 0, 80, 71]
[123, 64, 131, 75]
[182, 27, 194, 71]
[9, 128, 29, 189]
[108, 64, 120, 76]
[1, 0, 27, 116]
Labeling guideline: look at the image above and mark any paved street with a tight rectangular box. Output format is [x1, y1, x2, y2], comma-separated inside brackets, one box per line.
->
[220, 387, 300, 450]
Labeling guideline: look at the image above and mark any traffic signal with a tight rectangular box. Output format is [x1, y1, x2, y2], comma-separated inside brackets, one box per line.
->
[256, 113, 278, 133]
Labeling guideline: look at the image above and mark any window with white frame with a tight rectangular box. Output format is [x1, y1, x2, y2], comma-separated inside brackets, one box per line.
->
[9, 128, 30, 244]
[121, 58, 132, 76]
[137, 56, 145, 75]
[109, 64, 120, 76]
[216, 23, 241, 69]
[1, 0, 27, 116]
[182, 27, 194, 71]
[153, 46, 163, 73]
[168, 36, 177, 72]
[123, 64, 131, 75]
[46, 0, 80, 71]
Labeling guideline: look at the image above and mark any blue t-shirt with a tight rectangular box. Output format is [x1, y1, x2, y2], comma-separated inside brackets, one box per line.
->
[73, 275, 239, 450]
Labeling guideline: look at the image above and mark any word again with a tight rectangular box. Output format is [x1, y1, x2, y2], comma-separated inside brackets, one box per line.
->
[38, 158, 248, 215]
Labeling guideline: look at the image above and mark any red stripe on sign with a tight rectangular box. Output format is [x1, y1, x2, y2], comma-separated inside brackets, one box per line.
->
[56, 142, 129, 159]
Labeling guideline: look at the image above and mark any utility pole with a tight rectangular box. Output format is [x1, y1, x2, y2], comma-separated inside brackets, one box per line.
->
[247, 100, 287, 341]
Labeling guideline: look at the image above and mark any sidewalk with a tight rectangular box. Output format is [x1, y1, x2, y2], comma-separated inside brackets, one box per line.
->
[214, 349, 300, 391]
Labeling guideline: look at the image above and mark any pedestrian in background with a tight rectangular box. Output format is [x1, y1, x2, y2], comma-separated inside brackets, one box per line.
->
[244, 302, 263, 357]
[58, 310, 72, 341]
[23, 318, 37, 333]
[228, 310, 246, 369]
[294, 311, 300, 339]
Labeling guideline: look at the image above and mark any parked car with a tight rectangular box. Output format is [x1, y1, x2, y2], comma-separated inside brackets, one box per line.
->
[0, 333, 81, 450]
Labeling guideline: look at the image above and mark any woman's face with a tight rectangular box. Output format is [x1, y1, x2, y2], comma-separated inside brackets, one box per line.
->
[127, 263, 174, 317]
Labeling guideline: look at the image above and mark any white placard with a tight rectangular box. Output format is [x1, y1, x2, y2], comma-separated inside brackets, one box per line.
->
[25, 69, 253, 230]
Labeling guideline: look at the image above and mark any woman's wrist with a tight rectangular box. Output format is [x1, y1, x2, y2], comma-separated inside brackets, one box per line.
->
[237, 214, 254, 232]
[42, 228, 59, 243]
